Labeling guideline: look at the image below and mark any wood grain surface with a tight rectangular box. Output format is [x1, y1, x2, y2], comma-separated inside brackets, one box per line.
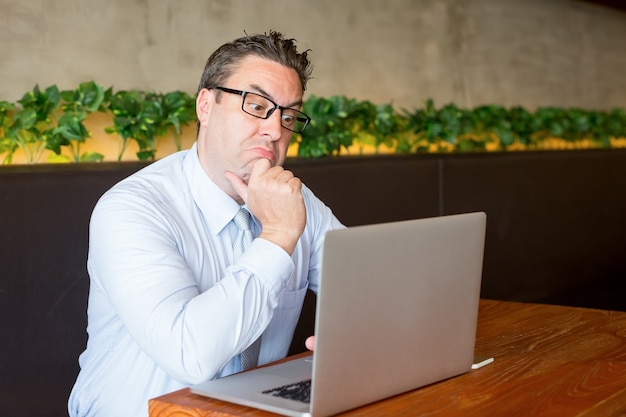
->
[149, 300, 626, 417]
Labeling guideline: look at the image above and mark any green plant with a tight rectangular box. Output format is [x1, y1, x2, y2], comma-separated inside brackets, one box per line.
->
[0, 100, 16, 164]
[46, 81, 109, 162]
[105, 90, 159, 161]
[528, 107, 626, 147]
[2, 82, 626, 164]
[398, 99, 626, 154]
[2, 83, 112, 164]
[597, 108, 626, 143]
[151, 91, 196, 152]
[295, 96, 406, 157]
[105, 89, 196, 161]
[403, 99, 470, 152]
[3, 85, 62, 164]
[350, 101, 407, 153]
[295, 95, 356, 157]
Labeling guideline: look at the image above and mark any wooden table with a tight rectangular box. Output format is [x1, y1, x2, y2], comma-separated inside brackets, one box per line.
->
[149, 299, 626, 416]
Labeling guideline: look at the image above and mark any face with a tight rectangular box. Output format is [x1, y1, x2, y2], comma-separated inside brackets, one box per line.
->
[195, 55, 303, 199]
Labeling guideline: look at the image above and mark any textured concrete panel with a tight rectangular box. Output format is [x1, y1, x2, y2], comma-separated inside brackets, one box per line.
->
[0, 0, 624, 110]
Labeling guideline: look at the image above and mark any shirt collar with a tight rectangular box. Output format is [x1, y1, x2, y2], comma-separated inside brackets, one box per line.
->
[183, 142, 241, 236]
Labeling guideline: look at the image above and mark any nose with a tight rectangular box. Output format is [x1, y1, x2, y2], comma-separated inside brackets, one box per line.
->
[261, 108, 284, 141]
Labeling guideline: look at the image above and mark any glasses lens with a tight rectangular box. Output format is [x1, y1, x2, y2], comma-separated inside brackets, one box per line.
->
[242, 92, 310, 133]
[242, 93, 273, 118]
[281, 109, 310, 133]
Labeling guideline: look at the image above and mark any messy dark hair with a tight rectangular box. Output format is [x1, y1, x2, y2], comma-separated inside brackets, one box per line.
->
[197, 30, 312, 95]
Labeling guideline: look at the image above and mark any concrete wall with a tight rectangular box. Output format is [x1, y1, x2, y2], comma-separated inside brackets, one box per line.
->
[2, 0, 625, 111]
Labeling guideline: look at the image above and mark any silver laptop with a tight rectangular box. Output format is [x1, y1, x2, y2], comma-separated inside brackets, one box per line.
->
[191, 212, 487, 417]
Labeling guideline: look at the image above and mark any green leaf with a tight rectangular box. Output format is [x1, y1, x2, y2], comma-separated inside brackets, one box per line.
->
[136, 149, 156, 160]
[80, 151, 104, 162]
[47, 153, 72, 163]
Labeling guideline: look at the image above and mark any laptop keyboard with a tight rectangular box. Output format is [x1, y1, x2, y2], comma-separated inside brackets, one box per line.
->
[262, 379, 312, 403]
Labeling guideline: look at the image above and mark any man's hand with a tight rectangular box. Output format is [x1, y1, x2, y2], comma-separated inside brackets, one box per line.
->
[305, 336, 315, 351]
[225, 159, 306, 255]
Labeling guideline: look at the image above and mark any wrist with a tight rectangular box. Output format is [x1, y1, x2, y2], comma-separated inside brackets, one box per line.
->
[259, 229, 301, 255]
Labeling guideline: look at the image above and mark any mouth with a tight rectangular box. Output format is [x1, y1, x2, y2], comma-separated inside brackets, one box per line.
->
[251, 147, 275, 164]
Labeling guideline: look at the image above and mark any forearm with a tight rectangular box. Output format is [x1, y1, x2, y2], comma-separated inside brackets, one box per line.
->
[89, 205, 294, 383]
[145, 240, 294, 382]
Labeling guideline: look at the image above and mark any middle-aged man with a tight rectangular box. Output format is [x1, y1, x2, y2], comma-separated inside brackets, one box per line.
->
[69, 30, 344, 417]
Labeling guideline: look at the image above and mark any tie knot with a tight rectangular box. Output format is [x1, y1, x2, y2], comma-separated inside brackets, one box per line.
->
[233, 208, 251, 231]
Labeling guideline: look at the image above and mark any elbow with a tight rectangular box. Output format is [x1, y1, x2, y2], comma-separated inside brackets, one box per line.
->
[168, 350, 232, 385]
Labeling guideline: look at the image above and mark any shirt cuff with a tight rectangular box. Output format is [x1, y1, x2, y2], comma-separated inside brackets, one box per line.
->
[237, 237, 295, 296]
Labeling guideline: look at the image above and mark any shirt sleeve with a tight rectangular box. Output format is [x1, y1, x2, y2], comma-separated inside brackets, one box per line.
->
[87, 189, 295, 384]
[299, 185, 347, 295]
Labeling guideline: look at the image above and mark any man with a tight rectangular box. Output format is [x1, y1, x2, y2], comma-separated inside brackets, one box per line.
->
[69, 31, 343, 417]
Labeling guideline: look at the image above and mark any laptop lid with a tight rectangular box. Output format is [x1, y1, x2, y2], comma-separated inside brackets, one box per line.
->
[191, 212, 486, 417]
[310, 211, 486, 416]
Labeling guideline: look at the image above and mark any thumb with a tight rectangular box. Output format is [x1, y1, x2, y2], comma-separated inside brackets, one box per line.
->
[305, 336, 315, 351]
[224, 171, 249, 203]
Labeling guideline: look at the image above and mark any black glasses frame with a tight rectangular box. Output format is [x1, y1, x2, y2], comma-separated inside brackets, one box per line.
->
[214, 86, 311, 133]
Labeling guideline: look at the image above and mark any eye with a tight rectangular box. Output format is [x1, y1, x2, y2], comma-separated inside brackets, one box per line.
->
[243, 93, 273, 117]
[281, 113, 295, 126]
[246, 100, 267, 115]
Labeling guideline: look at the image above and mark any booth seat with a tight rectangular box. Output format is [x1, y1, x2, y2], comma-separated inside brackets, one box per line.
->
[2, 149, 625, 417]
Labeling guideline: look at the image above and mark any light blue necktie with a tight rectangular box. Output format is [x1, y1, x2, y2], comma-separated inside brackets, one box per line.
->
[232, 208, 253, 261]
[233, 208, 261, 370]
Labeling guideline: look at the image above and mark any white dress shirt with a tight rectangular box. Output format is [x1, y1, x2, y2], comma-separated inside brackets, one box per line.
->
[68, 143, 344, 417]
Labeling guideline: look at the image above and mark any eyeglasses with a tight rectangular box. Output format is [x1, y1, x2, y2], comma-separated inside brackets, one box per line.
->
[214, 86, 311, 133]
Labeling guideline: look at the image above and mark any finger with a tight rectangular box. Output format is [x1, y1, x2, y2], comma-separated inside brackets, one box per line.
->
[275, 168, 295, 182]
[305, 336, 315, 351]
[251, 158, 272, 178]
[224, 171, 249, 203]
[267, 167, 300, 187]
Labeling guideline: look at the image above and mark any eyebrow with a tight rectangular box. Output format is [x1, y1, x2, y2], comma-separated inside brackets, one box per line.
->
[250, 84, 302, 109]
